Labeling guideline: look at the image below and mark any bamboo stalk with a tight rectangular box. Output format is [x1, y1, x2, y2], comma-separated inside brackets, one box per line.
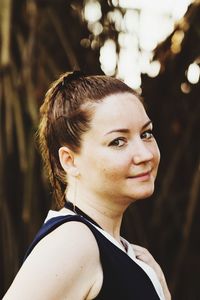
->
[0, 0, 12, 66]
[39, 44, 61, 79]
[47, 8, 80, 70]
[3, 74, 14, 153]
[152, 103, 200, 226]
[22, 133, 36, 224]
[10, 67, 27, 172]
[170, 157, 200, 293]
[16, 32, 38, 127]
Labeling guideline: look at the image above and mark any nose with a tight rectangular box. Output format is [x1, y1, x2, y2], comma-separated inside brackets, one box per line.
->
[131, 139, 154, 165]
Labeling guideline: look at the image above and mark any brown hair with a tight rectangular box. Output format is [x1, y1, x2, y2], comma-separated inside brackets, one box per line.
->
[38, 71, 140, 209]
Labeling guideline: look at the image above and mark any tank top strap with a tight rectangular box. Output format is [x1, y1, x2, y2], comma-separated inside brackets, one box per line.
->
[23, 214, 161, 300]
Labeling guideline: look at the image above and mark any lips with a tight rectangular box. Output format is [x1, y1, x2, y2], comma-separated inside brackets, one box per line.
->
[127, 170, 152, 179]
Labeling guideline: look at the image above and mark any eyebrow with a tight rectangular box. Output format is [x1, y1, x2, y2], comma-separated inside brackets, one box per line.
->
[104, 119, 152, 135]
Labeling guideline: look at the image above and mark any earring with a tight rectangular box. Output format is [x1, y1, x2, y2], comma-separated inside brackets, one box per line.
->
[74, 169, 80, 177]
[73, 176, 78, 213]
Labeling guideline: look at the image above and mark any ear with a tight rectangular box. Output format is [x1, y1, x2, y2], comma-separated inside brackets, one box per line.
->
[58, 146, 79, 177]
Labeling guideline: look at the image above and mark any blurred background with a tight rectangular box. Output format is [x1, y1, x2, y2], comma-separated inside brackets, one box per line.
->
[0, 0, 200, 298]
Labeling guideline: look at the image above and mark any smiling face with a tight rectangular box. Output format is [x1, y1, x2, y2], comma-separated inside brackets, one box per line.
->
[74, 92, 160, 205]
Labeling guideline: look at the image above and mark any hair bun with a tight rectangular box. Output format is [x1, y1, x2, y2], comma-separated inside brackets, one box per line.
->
[62, 70, 85, 87]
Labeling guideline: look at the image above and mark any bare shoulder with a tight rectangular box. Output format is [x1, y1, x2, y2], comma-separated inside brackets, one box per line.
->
[4, 221, 102, 300]
[32, 220, 101, 269]
[38, 219, 100, 257]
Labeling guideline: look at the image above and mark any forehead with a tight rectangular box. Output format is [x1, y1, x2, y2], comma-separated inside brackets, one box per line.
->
[90, 93, 148, 132]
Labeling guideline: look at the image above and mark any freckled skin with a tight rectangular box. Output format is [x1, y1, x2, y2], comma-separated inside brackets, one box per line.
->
[75, 93, 160, 205]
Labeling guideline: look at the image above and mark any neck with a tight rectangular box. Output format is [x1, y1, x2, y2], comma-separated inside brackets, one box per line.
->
[66, 186, 128, 242]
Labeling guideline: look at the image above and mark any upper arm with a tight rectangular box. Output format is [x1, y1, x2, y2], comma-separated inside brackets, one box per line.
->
[4, 222, 102, 300]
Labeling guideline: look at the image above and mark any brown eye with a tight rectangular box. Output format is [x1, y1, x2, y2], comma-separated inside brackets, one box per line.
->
[109, 138, 126, 147]
[141, 130, 153, 140]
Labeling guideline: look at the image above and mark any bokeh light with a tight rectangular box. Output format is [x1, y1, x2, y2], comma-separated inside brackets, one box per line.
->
[100, 39, 117, 75]
[84, 0, 194, 89]
[84, 0, 102, 23]
[187, 62, 200, 84]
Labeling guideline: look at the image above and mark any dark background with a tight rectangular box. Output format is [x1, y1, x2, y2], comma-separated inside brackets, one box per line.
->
[0, 0, 200, 299]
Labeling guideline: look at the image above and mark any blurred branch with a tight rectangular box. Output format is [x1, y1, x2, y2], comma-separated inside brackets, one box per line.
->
[152, 99, 200, 226]
[39, 44, 61, 78]
[47, 8, 79, 70]
[170, 156, 200, 293]
[22, 134, 36, 224]
[3, 73, 14, 153]
[0, 0, 12, 67]
[12, 89, 28, 172]
[1, 199, 19, 291]
[154, 1, 200, 75]
[124, 205, 149, 247]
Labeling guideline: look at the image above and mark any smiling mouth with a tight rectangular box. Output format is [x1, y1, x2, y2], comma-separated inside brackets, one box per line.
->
[127, 170, 152, 179]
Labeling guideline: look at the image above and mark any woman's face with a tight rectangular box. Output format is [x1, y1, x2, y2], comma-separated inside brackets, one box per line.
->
[75, 93, 160, 204]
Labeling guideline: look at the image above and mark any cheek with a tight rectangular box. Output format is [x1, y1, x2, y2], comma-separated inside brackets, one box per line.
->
[152, 142, 160, 171]
[84, 146, 127, 174]
[96, 151, 131, 179]
[155, 143, 160, 164]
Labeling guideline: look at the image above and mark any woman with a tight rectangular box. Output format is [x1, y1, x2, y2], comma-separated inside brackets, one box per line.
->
[4, 71, 171, 299]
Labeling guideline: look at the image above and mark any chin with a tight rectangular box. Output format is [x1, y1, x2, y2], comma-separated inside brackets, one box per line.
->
[129, 184, 155, 201]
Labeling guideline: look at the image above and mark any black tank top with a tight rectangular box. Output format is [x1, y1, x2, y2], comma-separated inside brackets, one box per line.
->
[24, 214, 161, 300]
